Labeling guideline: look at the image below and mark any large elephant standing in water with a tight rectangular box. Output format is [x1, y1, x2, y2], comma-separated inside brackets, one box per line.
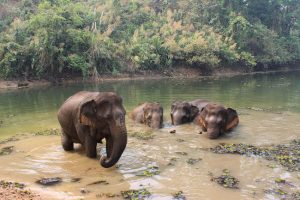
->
[170, 99, 209, 125]
[57, 91, 127, 168]
[196, 103, 239, 139]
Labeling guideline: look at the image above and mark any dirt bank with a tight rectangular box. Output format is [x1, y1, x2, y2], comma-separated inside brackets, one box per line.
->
[0, 181, 42, 200]
[1, 67, 299, 91]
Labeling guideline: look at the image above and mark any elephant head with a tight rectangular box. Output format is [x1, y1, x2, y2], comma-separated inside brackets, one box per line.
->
[79, 92, 127, 168]
[198, 104, 239, 139]
[170, 101, 199, 125]
[143, 103, 163, 129]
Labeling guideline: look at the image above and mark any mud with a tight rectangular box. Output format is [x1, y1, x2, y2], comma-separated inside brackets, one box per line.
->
[0, 180, 42, 200]
[210, 140, 300, 172]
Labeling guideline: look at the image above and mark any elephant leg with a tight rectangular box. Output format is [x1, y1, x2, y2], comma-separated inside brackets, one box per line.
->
[61, 132, 74, 151]
[85, 134, 97, 158]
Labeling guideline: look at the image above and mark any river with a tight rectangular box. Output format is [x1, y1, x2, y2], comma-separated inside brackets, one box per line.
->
[0, 71, 300, 199]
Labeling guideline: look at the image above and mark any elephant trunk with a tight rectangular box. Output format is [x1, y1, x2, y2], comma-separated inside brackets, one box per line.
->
[171, 113, 181, 125]
[100, 114, 127, 168]
[207, 126, 221, 139]
[151, 113, 163, 129]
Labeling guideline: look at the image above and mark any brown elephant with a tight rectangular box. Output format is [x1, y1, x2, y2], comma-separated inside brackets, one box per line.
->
[57, 91, 127, 168]
[196, 103, 239, 139]
[170, 99, 210, 125]
[131, 102, 163, 129]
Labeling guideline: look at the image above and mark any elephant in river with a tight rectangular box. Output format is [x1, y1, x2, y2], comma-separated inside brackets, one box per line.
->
[171, 99, 210, 125]
[57, 91, 127, 168]
[131, 102, 163, 129]
[195, 103, 239, 139]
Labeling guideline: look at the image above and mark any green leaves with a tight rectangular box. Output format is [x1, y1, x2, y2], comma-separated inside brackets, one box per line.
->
[0, 0, 300, 78]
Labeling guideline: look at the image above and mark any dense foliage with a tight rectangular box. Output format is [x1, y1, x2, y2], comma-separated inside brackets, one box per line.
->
[0, 0, 299, 79]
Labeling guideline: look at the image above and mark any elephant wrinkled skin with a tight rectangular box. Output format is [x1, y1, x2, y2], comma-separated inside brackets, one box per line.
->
[196, 103, 239, 139]
[131, 102, 163, 129]
[57, 91, 127, 168]
[171, 99, 209, 125]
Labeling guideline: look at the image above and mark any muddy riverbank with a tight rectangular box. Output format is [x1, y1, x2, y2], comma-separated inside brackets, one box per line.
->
[1, 67, 299, 91]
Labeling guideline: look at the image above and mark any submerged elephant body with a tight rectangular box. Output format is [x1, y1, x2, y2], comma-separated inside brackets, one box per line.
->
[171, 99, 210, 125]
[131, 102, 163, 129]
[196, 103, 239, 139]
[57, 91, 127, 168]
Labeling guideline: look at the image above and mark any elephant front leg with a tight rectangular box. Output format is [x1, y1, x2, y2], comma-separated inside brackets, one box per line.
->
[61, 131, 74, 151]
[85, 131, 97, 158]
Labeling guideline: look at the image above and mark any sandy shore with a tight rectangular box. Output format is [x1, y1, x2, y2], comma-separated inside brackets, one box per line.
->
[0, 185, 42, 200]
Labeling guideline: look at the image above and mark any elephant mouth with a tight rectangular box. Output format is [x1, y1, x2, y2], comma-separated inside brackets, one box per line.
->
[207, 128, 220, 139]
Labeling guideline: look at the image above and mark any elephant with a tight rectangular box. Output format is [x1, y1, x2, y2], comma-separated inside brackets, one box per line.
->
[57, 91, 127, 168]
[131, 102, 163, 129]
[170, 99, 210, 125]
[196, 103, 239, 139]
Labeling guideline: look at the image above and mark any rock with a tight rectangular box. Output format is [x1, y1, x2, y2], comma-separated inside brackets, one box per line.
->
[186, 158, 202, 165]
[170, 130, 176, 134]
[80, 188, 90, 194]
[35, 177, 62, 186]
[0, 146, 14, 156]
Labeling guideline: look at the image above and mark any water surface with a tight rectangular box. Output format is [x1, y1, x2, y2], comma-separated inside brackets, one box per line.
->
[0, 71, 300, 199]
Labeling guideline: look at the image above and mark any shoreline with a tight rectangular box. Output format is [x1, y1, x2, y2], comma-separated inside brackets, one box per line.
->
[1, 68, 299, 91]
[0, 181, 42, 200]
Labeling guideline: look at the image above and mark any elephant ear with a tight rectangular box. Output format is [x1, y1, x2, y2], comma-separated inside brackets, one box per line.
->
[199, 106, 208, 131]
[226, 108, 239, 131]
[79, 98, 97, 126]
[96, 101, 112, 119]
[171, 101, 180, 112]
[190, 105, 199, 119]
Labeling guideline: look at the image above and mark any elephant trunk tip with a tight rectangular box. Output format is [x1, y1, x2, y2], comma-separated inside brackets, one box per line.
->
[207, 128, 220, 139]
[100, 155, 114, 168]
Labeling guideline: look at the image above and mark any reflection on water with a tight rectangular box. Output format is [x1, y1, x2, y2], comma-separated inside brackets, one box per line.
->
[0, 71, 300, 199]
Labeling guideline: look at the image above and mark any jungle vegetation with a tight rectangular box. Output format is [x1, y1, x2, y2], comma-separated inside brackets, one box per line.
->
[0, 0, 299, 79]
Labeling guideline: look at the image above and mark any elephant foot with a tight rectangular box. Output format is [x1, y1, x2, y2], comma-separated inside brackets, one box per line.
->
[61, 134, 74, 151]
